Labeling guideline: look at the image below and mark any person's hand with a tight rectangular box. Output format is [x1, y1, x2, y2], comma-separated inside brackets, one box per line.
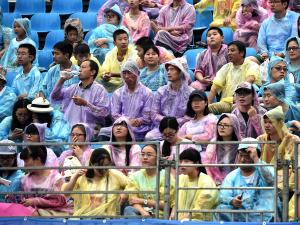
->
[119, 194, 128, 205]
[129, 197, 143, 205]
[103, 73, 111, 81]
[199, 77, 212, 85]
[246, 147, 259, 163]
[72, 96, 87, 106]
[141, 210, 151, 217]
[129, 119, 142, 127]
[274, 52, 285, 58]
[223, 17, 232, 26]
[73, 145, 84, 159]
[21, 198, 35, 207]
[11, 128, 23, 140]
[289, 120, 300, 132]
[247, 106, 257, 118]
[231, 195, 243, 208]
[141, 0, 152, 7]
[170, 30, 181, 36]
[184, 134, 193, 140]
[74, 169, 87, 179]
[94, 38, 106, 47]
[60, 69, 73, 81]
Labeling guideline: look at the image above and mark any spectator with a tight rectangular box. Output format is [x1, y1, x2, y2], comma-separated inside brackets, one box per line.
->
[61, 148, 128, 216]
[151, 0, 196, 56]
[0, 8, 12, 60]
[234, 0, 268, 51]
[123, 0, 151, 43]
[170, 148, 218, 221]
[216, 138, 277, 222]
[100, 29, 138, 93]
[207, 41, 261, 114]
[195, 0, 241, 30]
[202, 113, 241, 184]
[145, 57, 193, 140]
[232, 82, 266, 138]
[51, 59, 110, 129]
[40, 41, 79, 99]
[63, 18, 84, 49]
[12, 43, 41, 100]
[191, 27, 228, 91]
[97, 0, 129, 25]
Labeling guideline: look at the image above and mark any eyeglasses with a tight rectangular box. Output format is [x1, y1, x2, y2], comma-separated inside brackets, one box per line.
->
[70, 133, 86, 137]
[273, 66, 288, 72]
[139, 152, 156, 158]
[217, 123, 232, 129]
[287, 46, 300, 52]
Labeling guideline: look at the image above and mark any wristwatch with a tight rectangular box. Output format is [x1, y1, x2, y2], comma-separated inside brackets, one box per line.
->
[144, 199, 148, 206]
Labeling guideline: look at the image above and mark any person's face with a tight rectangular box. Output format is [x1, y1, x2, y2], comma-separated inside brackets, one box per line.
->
[287, 40, 300, 61]
[105, 11, 119, 26]
[23, 156, 36, 168]
[179, 159, 198, 175]
[17, 47, 33, 66]
[217, 117, 234, 138]
[206, 29, 224, 48]
[114, 33, 129, 51]
[24, 133, 40, 142]
[263, 117, 277, 135]
[122, 70, 138, 87]
[112, 122, 128, 139]
[136, 45, 144, 60]
[93, 158, 111, 177]
[271, 61, 287, 82]
[52, 49, 68, 64]
[66, 29, 78, 44]
[228, 44, 244, 64]
[242, 4, 253, 14]
[238, 150, 255, 171]
[0, 154, 16, 167]
[162, 127, 178, 144]
[235, 89, 253, 106]
[15, 108, 30, 125]
[269, 0, 287, 13]
[75, 53, 90, 66]
[144, 48, 160, 67]
[13, 22, 25, 37]
[191, 97, 207, 114]
[70, 127, 86, 143]
[140, 146, 157, 166]
[128, 0, 140, 8]
[166, 65, 181, 82]
[263, 89, 281, 108]
[79, 61, 94, 80]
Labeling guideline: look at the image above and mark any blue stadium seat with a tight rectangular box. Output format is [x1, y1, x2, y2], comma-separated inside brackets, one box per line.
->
[38, 50, 53, 70]
[193, 11, 213, 31]
[69, 12, 97, 31]
[183, 48, 206, 71]
[30, 30, 39, 50]
[14, 0, 45, 15]
[5, 71, 18, 87]
[88, 0, 107, 13]
[2, 13, 21, 27]
[0, 1, 9, 12]
[84, 30, 93, 43]
[201, 27, 234, 44]
[51, 0, 83, 15]
[43, 30, 64, 50]
[246, 47, 257, 57]
[31, 13, 61, 32]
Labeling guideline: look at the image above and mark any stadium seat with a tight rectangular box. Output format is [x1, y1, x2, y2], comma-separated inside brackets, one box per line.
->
[43, 30, 64, 50]
[14, 0, 45, 15]
[193, 11, 213, 31]
[183, 48, 206, 71]
[38, 50, 53, 70]
[246, 47, 257, 57]
[51, 0, 83, 15]
[69, 12, 97, 31]
[30, 30, 40, 50]
[0, 0, 9, 12]
[2, 13, 21, 27]
[5, 71, 18, 87]
[88, 0, 107, 13]
[84, 30, 93, 43]
[201, 27, 234, 44]
[31, 13, 61, 32]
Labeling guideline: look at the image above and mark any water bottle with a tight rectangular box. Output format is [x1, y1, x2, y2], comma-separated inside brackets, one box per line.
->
[60, 70, 80, 79]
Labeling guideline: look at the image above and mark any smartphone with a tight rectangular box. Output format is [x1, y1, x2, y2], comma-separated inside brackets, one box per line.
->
[15, 128, 23, 132]
[239, 191, 244, 200]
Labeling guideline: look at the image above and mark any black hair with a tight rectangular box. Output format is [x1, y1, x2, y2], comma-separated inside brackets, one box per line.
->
[53, 41, 73, 59]
[111, 120, 133, 166]
[179, 147, 207, 174]
[0, 153, 17, 177]
[159, 117, 179, 157]
[65, 25, 78, 35]
[142, 144, 158, 153]
[86, 148, 111, 179]
[217, 114, 238, 141]
[20, 145, 47, 165]
[286, 37, 298, 50]
[33, 112, 52, 128]
[83, 59, 99, 79]
[281, 0, 289, 9]
[74, 43, 90, 55]
[24, 124, 39, 135]
[71, 124, 86, 136]
[135, 36, 155, 56]
[144, 45, 160, 56]
[18, 43, 36, 63]
[113, 29, 128, 42]
[228, 40, 246, 58]
[186, 90, 209, 117]
[206, 27, 223, 36]
[11, 99, 32, 132]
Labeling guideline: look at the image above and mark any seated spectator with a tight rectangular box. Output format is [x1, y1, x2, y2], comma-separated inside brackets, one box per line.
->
[207, 41, 261, 114]
[191, 27, 228, 91]
[257, 0, 272, 15]
[40, 41, 79, 99]
[0, 74, 17, 122]
[178, 90, 218, 152]
[12, 44, 41, 100]
[63, 18, 84, 49]
[100, 29, 138, 93]
[0, 99, 32, 147]
[0, 8, 12, 60]
[61, 148, 128, 216]
[103, 117, 141, 176]
[141, 0, 168, 19]
[124, 144, 175, 217]
[216, 138, 277, 222]
[100, 60, 153, 141]
[145, 57, 193, 140]
[232, 82, 266, 139]
[97, 0, 129, 25]
[257, 106, 299, 191]
[135, 36, 174, 69]
[0, 140, 24, 203]
[0, 18, 37, 72]
[258, 0, 298, 58]
[202, 113, 241, 184]
[195, 0, 240, 30]
[89, 4, 129, 64]
[139, 45, 167, 91]
[170, 148, 218, 221]
[123, 0, 151, 43]
[51, 59, 110, 130]
[151, 0, 196, 56]
[234, 0, 268, 51]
